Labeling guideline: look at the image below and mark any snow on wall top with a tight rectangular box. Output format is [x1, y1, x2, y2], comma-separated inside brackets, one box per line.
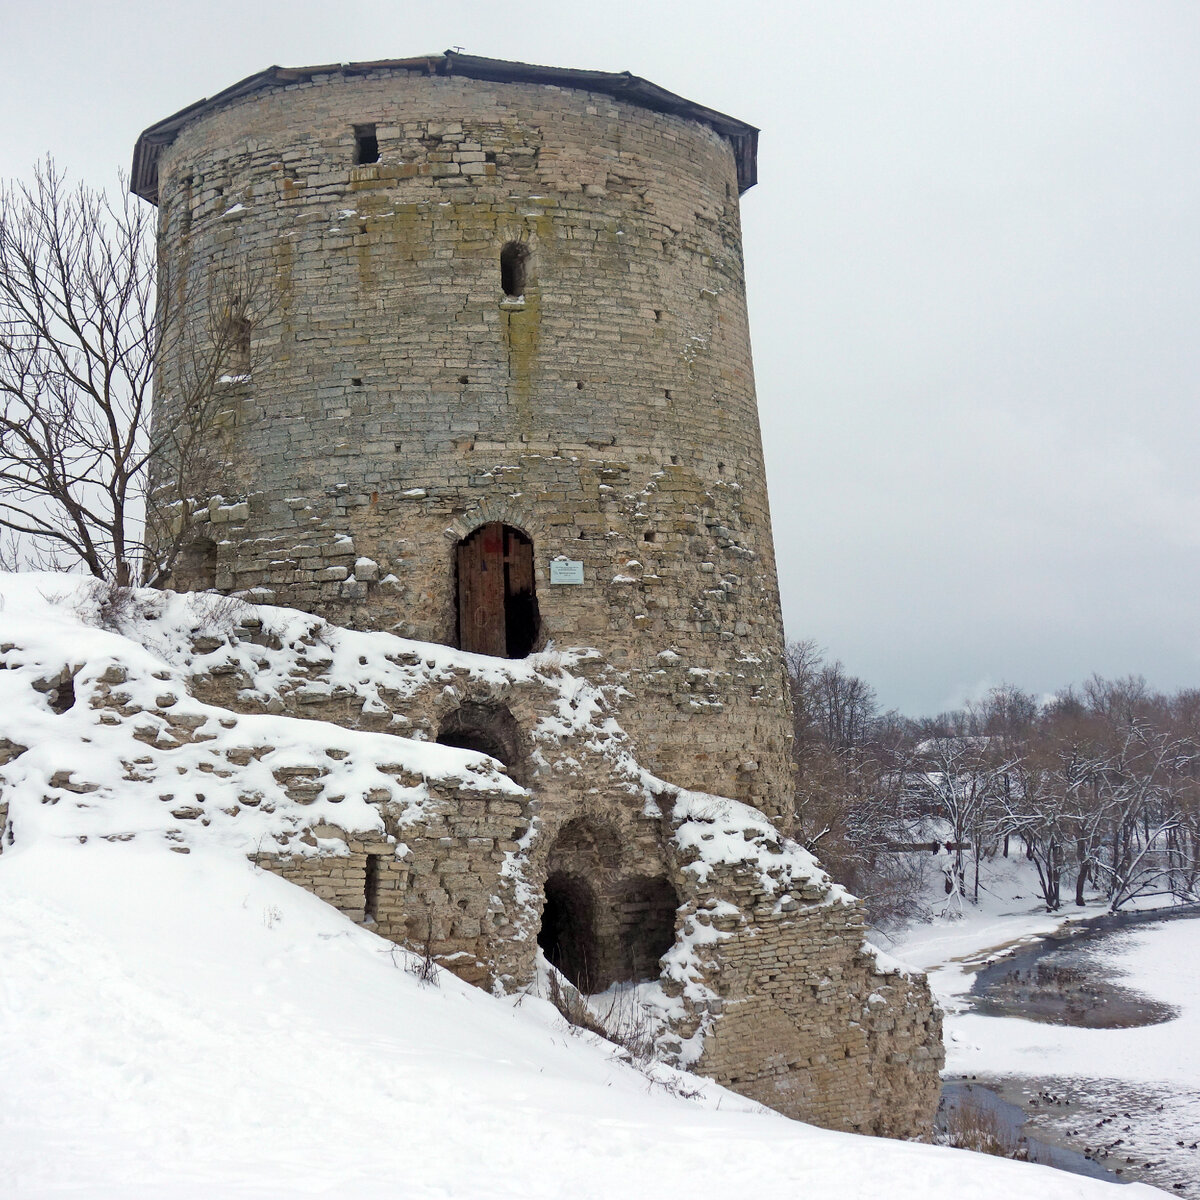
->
[0, 575, 520, 856]
[0, 573, 833, 904]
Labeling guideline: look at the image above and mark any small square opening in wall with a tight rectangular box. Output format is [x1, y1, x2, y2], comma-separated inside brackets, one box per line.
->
[354, 124, 380, 165]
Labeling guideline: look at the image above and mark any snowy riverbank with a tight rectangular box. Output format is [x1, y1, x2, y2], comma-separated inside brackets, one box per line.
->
[886, 851, 1200, 1194]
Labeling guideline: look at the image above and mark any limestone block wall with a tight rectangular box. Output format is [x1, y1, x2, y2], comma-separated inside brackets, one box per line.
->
[139, 61, 793, 821]
[681, 888, 943, 1137]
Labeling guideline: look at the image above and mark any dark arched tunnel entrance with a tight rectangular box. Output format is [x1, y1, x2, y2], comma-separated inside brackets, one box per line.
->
[537, 823, 680, 994]
[435, 701, 529, 786]
[538, 871, 599, 993]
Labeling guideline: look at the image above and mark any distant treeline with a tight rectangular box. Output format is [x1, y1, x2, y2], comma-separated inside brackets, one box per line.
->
[786, 641, 1200, 923]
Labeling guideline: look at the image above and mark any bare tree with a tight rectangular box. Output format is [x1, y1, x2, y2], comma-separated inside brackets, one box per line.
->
[816, 658, 879, 758]
[785, 651, 1200, 923]
[1092, 722, 1179, 912]
[907, 735, 1004, 907]
[0, 160, 260, 586]
[1163, 689, 1200, 901]
[785, 641, 929, 923]
[994, 753, 1066, 911]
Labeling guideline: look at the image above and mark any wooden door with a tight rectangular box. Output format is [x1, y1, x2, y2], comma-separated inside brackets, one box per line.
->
[457, 523, 507, 656]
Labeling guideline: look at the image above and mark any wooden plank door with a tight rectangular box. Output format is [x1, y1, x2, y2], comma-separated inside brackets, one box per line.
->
[457, 523, 506, 656]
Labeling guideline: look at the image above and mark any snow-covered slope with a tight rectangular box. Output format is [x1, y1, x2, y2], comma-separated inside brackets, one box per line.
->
[0, 574, 1171, 1197]
[0, 839, 1168, 1200]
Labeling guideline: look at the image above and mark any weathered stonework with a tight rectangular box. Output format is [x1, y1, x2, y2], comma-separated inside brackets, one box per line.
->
[108, 55, 947, 1138]
[135, 54, 790, 819]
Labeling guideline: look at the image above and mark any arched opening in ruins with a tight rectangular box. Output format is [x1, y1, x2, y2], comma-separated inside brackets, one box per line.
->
[537, 818, 680, 994]
[612, 875, 679, 982]
[455, 522, 539, 659]
[435, 701, 529, 786]
[174, 537, 218, 592]
[539, 871, 600, 992]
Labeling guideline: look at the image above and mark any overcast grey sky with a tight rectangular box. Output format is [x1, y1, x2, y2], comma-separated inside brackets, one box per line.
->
[2, 0, 1198, 714]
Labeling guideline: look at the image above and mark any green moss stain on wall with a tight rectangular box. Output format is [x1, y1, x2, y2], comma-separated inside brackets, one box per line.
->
[502, 291, 540, 435]
[499, 208, 554, 436]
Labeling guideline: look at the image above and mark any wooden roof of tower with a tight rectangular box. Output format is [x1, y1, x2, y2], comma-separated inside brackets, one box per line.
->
[129, 51, 760, 204]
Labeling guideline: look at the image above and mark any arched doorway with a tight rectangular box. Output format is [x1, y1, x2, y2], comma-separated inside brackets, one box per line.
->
[537, 817, 680, 994]
[455, 522, 539, 658]
[435, 701, 529, 786]
[613, 876, 679, 982]
[539, 871, 600, 992]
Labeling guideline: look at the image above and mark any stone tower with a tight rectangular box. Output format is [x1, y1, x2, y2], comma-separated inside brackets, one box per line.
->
[133, 52, 793, 820]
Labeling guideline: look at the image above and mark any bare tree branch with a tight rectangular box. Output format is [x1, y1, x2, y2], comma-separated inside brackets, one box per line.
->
[0, 158, 264, 585]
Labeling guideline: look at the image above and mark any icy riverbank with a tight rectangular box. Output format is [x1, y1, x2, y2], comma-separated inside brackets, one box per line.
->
[887, 853, 1199, 1195]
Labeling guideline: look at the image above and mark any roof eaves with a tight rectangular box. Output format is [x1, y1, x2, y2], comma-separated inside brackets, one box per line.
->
[441, 52, 758, 190]
[130, 52, 758, 204]
[130, 56, 442, 203]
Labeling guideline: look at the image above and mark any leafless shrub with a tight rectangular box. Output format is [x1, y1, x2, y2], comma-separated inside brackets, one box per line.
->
[602, 996, 657, 1065]
[546, 969, 607, 1036]
[406, 918, 439, 987]
[74, 577, 165, 634]
[544, 971, 661, 1068]
[79, 578, 139, 632]
[939, 1097, 1029, 1160]
[189, 589, 254, 638]
[645, 1072, 705, 1101]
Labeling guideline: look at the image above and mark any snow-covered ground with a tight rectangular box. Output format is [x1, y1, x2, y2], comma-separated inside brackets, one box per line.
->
[886, 850, 1200, 1195]
[0, 575, 1176, 1198]
[0, 840, 1170, 1199]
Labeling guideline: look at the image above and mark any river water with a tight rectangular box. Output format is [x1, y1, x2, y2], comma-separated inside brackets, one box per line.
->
[942, 904, 1200, 1194]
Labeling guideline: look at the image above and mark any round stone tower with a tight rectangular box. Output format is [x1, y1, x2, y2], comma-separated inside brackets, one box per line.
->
[133, 53, 793, 818]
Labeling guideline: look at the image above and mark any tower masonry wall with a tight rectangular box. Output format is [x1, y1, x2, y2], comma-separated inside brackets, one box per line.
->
[149, 66, 793, 819]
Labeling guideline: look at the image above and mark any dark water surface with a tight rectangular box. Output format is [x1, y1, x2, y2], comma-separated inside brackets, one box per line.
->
[943, 903, 1200, 1194]
[969, 904, 1199, 1028]
[938, 1080, 1117, 1181]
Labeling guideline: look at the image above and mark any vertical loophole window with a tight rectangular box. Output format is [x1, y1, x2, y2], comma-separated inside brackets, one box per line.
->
[364, 854, 381, 922]
[500, 242, 529, 298]
[228, 316, 252, 376]
[354, 124, 379, 165]
[179, 174, 194, 236]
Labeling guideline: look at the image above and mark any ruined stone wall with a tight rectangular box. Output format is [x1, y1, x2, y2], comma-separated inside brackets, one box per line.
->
[2, 592, 942, 1138]
[145, 66, 792, 821]
[683, 890, 943, 1137]
[253, 784, 533, 991]
[175, 613, 943, 1136]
